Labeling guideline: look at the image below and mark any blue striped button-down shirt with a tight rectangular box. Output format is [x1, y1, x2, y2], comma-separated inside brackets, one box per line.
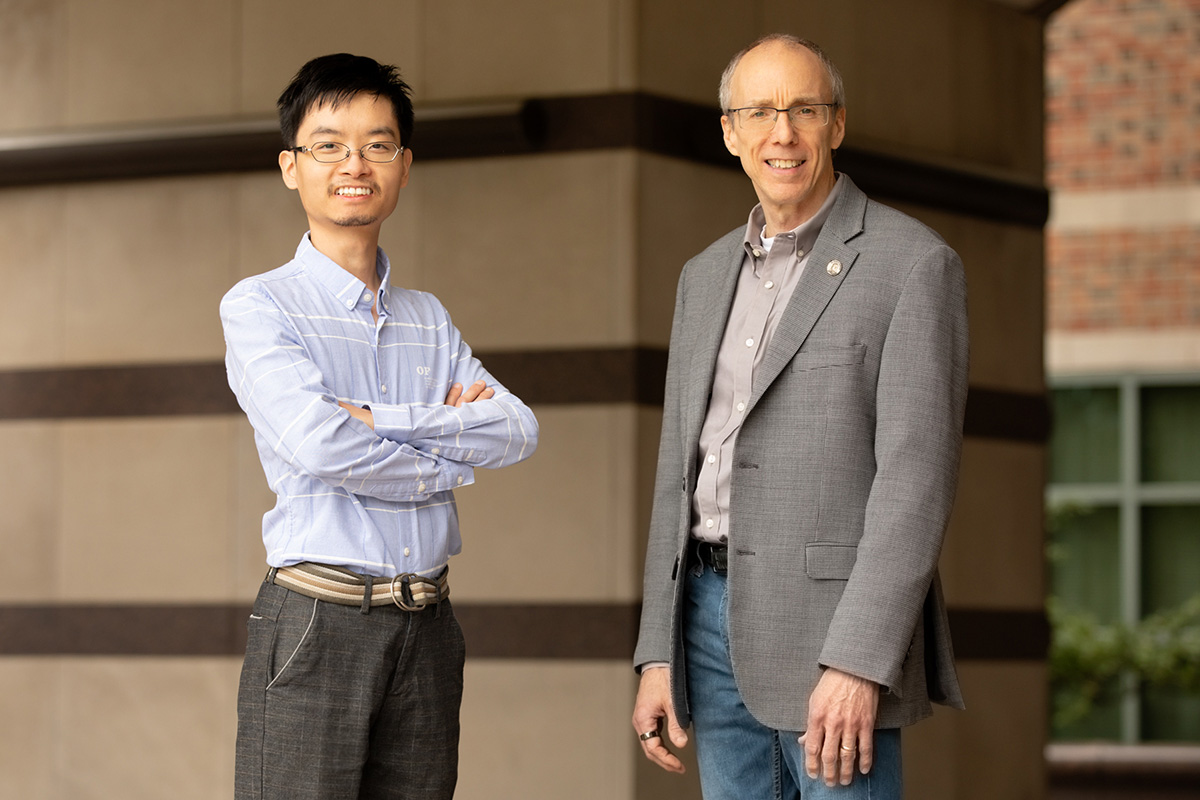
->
[220, 234, 538, 578]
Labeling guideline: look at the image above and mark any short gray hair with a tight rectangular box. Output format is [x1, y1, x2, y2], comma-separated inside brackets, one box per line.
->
[718, 34, 846, 112]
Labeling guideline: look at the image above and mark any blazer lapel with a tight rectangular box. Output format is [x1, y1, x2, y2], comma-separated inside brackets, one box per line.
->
[679, 235, 743, 453]
[748, 178, 868, 412]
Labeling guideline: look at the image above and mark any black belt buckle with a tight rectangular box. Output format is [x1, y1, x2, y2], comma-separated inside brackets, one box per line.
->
[693, 540, 728, 574]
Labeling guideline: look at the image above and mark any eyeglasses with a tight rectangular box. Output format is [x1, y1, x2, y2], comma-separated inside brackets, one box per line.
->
[726, 104, 837, 129]
[291, 141, 404, 163]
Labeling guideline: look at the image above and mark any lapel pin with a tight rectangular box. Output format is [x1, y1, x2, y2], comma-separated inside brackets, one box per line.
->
[826, 259, 842, 276]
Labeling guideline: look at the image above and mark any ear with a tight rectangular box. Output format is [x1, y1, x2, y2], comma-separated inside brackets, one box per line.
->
[721, 115, 739, 157]
[397, 146, 414, 189]
[279, 149, 298, 190]
[830, 106, 846, 151]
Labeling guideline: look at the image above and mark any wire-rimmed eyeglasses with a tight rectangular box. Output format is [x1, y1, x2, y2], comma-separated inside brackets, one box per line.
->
[291, 141, 405, 163]
[725, 104, 837, 129]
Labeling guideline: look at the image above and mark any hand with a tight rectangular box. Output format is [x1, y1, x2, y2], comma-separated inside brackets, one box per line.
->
[338, 401, 375, 430]
[632, 667, 689, 774]
[800, 668, 880, 788]
[445, 379, 495, 408]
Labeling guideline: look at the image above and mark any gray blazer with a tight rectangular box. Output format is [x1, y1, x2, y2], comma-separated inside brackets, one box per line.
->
[633, 176, 968, 731]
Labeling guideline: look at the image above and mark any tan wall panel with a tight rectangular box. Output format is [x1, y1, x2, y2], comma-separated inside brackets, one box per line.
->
[0, 0, 68, 134]
[0, 660, 57, 798]
[0, 423, 60, 601]
[239, 0, 422, 116]
[458, 661, 636, 800]
[423, 0, 621, 100]
[0, 186, 68, 368]
[63, 0, 238, 127]
[58, 418, 239, 603]
[452, 406, 642, 602]
[904, 662, 1048, 799]
[413, 152, 637, 350]
[62, 177, 238, 365]
[57, 658, 239, 800]
[942, 438, 1046, 609]
[636, 154, 758, 346]
[636, 0, 756, 106]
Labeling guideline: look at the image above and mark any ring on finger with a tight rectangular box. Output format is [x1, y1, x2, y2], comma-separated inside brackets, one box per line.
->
[840, 743, 856, 752]
[639, 729, 661, 742]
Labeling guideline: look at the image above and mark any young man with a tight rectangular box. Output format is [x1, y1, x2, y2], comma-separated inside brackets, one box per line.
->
[632, 35, 967, 799]
[221, 54, 538, 800]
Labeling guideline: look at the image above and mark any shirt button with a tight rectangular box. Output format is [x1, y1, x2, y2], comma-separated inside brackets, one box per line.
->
[418, 482, 426, 493]
[404, 547, 411, 557]
[745, 338, 754, 347]
[457, 475, 464, 485]
[798, 249, 805, 257]
[707, 453, 716, 464]
[764, 280, 774, 290]
[363, 291, 372, 302]
[432, 447, 441, 455]
[706, 518, 715, 529]
[381, 384, 388, 394]
[736, 401, 746, 412]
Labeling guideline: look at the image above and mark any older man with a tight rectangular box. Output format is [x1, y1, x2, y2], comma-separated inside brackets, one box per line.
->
[632, 34, 967, 799]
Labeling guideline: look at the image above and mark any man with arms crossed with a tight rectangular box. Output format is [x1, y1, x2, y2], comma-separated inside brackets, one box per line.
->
[632, 35, 967, 798]
[222, 54, 538, 799]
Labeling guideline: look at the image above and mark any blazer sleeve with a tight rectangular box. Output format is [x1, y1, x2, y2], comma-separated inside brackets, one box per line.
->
[633, 264, 692, 669]
[817, 241, 969, 695]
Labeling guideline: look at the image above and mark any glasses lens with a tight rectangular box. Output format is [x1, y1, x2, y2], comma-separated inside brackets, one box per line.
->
[738, 108, 778, 128]
[309, 142, 350, 162]
[787, 105, 829, 125]
[361, 142, 401, 163]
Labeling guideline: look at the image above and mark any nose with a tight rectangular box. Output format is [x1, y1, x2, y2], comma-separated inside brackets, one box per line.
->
[770, 111, 798, 143]
[340, 148, 372, 174]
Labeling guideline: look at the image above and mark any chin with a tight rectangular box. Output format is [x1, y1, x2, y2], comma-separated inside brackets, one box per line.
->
[335, 216, 379, 228]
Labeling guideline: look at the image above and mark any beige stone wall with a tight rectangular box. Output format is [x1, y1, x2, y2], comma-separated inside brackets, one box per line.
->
[0, 1, 1047, 798]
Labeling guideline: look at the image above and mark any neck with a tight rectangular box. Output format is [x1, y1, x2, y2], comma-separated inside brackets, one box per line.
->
[309, 227, 382, 291]
[762, 173, 836, 238]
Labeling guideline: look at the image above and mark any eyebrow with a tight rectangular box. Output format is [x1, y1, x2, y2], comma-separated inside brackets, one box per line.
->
[306, 125, 399, 140]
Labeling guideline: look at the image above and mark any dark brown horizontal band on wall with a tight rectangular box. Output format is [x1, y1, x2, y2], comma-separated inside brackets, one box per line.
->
[0, 92, 1048, 227]
[0, 354, 1048, 443]
[0, 603, 1045, 661]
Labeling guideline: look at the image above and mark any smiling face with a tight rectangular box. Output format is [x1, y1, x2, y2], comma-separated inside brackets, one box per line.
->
[278, 92, 412, 244]
[721, 41, 846, 236]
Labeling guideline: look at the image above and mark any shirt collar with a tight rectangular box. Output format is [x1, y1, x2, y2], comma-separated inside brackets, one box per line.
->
[294, 233, 393, 315]
[741, 173, 845, 267]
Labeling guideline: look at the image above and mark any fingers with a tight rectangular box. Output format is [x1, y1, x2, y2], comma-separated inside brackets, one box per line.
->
[445, 380, 494, 407]
[800, 730, 867, 787]
[632, 668, 687, 774]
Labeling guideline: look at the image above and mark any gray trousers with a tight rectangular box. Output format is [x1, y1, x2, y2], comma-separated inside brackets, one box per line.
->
[235, 577, 465, 799]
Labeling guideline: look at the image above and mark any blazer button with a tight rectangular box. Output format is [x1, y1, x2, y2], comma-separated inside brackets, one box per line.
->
[827, 259, 842, 276]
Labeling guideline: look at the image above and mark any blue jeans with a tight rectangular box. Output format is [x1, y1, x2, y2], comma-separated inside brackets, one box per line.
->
[683, 559, 903, 799]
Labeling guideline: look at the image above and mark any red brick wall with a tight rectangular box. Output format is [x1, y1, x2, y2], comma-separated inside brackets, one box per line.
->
[1046, 0, 1199, 191]
[1048, 226, 1200, 330]
[1045, 0, 1200, 334]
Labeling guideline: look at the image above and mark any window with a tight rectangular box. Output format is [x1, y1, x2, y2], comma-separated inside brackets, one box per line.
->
[1047, 376, 1200, 742]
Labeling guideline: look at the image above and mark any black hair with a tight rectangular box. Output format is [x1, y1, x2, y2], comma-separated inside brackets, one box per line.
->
[276, 53, 414, 149]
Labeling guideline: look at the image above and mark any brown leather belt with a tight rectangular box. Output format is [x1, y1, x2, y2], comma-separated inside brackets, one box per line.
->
[269, 562, 449, 610]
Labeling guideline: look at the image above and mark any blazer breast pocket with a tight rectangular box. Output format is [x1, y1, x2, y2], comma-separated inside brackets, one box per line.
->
[805, 542, 858, 580]
[790, 344, 866, 372]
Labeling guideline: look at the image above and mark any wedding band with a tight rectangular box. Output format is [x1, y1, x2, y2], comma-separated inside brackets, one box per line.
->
[639, 730, 661, 742]
[840, 744, 856, 752]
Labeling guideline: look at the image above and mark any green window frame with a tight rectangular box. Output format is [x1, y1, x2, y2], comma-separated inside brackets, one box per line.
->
[1047, 374, 1200, 743]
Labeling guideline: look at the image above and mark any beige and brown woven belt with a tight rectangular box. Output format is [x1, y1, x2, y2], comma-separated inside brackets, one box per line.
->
[270, 562, 449, 610]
